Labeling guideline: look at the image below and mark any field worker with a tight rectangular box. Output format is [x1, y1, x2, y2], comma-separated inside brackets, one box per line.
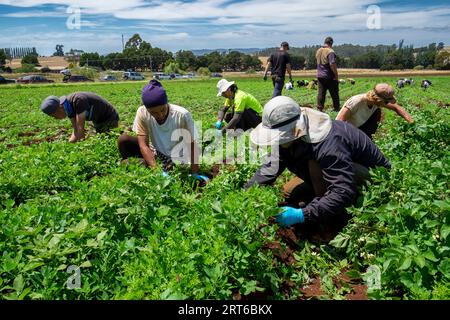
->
[336, 83, 414, 139]
[397, 79, 405, 89]
[421, 79, 432, 90]
[285, 81, 294, 90]
[297, 80, 308, 88]
[245, 96, 391, 228]
[117, 80, 209, 183]
[263, 41, 293, 98]
[215, 79, 263, 134]
[316, 36, 340, 112]
[40, 92, 119, 143]
[307, 80, 317, 90]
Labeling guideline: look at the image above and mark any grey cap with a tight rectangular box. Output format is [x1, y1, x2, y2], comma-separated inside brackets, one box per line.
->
[40, 96, 63, 115]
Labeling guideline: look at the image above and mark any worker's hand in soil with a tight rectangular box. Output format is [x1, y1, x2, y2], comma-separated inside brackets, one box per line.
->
[276, 207, 305, 227]
[215, 121, 223, 130]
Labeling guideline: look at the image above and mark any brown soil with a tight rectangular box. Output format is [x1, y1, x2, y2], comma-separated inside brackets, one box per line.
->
[299, 277, 325, 299]
[18, 130, 40, 137]
[262, 241, 296, 265]
[22, 129, 68, 146]
[299, 271, 368, 300]
[437, 101, 450, 109]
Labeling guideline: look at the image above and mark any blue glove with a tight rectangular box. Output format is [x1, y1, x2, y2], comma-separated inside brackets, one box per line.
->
[215, 121, 223, 130]
[162, 171, 169, 178]
[191, 173, 210, 183]
[275, 207, 305, 227]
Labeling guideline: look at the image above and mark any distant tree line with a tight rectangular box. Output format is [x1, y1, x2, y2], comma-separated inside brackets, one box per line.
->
[78, 34, 263, 73]
[1, 47, 38, 59]
[260, 42, 447, 70]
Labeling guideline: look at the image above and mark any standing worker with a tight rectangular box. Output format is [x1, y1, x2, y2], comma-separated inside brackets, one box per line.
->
[316, 37, 340, 112]
[263, 41, 293, 98]
[336, 83, 414, 139]
[215, 79, 263, 134]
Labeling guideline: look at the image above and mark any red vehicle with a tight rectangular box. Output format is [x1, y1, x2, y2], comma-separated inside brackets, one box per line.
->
[16, 75, 54, 84]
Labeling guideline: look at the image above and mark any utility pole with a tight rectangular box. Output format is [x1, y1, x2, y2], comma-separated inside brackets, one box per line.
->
[122, 34, 125, 51]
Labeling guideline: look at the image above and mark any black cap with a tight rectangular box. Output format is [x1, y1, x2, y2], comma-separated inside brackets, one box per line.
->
[281, 41, 290, 50]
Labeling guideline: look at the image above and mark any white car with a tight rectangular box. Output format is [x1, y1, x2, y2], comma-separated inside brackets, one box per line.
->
[60, 69, 71, 76]
[123, 72, 145, 81]
[152, 72, 172, 80]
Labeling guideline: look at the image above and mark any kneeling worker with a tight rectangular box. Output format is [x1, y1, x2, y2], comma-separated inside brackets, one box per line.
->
[336, 83, 413, 139]
[245, 96, 391, 228]
[118, 80, 209, 183]
[215, 79, 263, 134]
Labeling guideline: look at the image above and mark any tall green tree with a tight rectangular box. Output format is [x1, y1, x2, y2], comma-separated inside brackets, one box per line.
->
[0, 49, 6, 66]
[53, 45, 64, 57]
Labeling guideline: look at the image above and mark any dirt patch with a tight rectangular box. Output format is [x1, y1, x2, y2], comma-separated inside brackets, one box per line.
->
[437, 101, 450, 109]
[299, 271, 368, 300]
[262, 241, 296, 265]
[18, 130, 40, 137]
[22, 129, 68, 146]
[299, 277, 325, 299]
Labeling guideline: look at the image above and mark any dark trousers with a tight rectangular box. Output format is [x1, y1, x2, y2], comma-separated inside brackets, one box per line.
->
[271, 75, 285, 98]
[282, 160, 369, 241]
[317, 78, 340, 111]
[94, 119, 119, 133]
[224, 109, 262, 131]
[358, 108, 382, 140]
[117, 135, 174, 170]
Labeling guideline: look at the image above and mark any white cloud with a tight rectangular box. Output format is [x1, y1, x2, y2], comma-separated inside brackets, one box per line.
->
[0, 0, 448, 53]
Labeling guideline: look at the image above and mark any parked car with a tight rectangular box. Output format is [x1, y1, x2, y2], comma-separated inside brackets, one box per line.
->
[181, 73, 196, 79]
[16, 75, 54, 84]
[63, 75, 94, 83]
[123, 72, 145, 81]
[60, 69, 71, 76]
[0, 75, 15, 84]
[101, 75, 118, 82]
[211, 73, 223, 78]
[152, 72, 172, 80]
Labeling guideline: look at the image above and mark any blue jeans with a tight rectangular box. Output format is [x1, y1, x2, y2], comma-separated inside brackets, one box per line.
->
[272, 76, 285, 98]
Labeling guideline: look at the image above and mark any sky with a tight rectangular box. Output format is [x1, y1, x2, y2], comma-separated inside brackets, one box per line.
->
[0, 0, 449, 56]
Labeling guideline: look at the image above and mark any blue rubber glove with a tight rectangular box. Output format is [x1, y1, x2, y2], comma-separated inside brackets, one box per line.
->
[162, 171, 169, 178]
[191, 173, 210, 183]
[276, 207, 305, 227]
[215, 121, 223, 130]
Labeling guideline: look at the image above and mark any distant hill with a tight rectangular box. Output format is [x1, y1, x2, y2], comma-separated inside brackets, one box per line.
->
[191, 48, 263, 56]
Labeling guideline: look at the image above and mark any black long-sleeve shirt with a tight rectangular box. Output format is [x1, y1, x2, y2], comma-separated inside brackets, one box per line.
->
[245, 121, 391, 223]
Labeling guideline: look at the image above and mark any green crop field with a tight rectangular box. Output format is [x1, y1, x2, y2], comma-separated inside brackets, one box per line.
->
[0, 77, 449, 300]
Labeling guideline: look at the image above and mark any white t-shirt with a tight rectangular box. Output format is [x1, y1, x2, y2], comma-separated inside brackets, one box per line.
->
[337, 94, 379, 128]
[132, 104, 199, 163]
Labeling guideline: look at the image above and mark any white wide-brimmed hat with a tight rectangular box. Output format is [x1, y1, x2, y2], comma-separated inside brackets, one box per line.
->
[250, 96, 332, 146]
[216, 79, 235, 97]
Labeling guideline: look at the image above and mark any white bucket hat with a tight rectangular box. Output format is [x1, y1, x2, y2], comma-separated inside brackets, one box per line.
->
[216, 79, 235, 97]
[250, 96, 332, 146]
